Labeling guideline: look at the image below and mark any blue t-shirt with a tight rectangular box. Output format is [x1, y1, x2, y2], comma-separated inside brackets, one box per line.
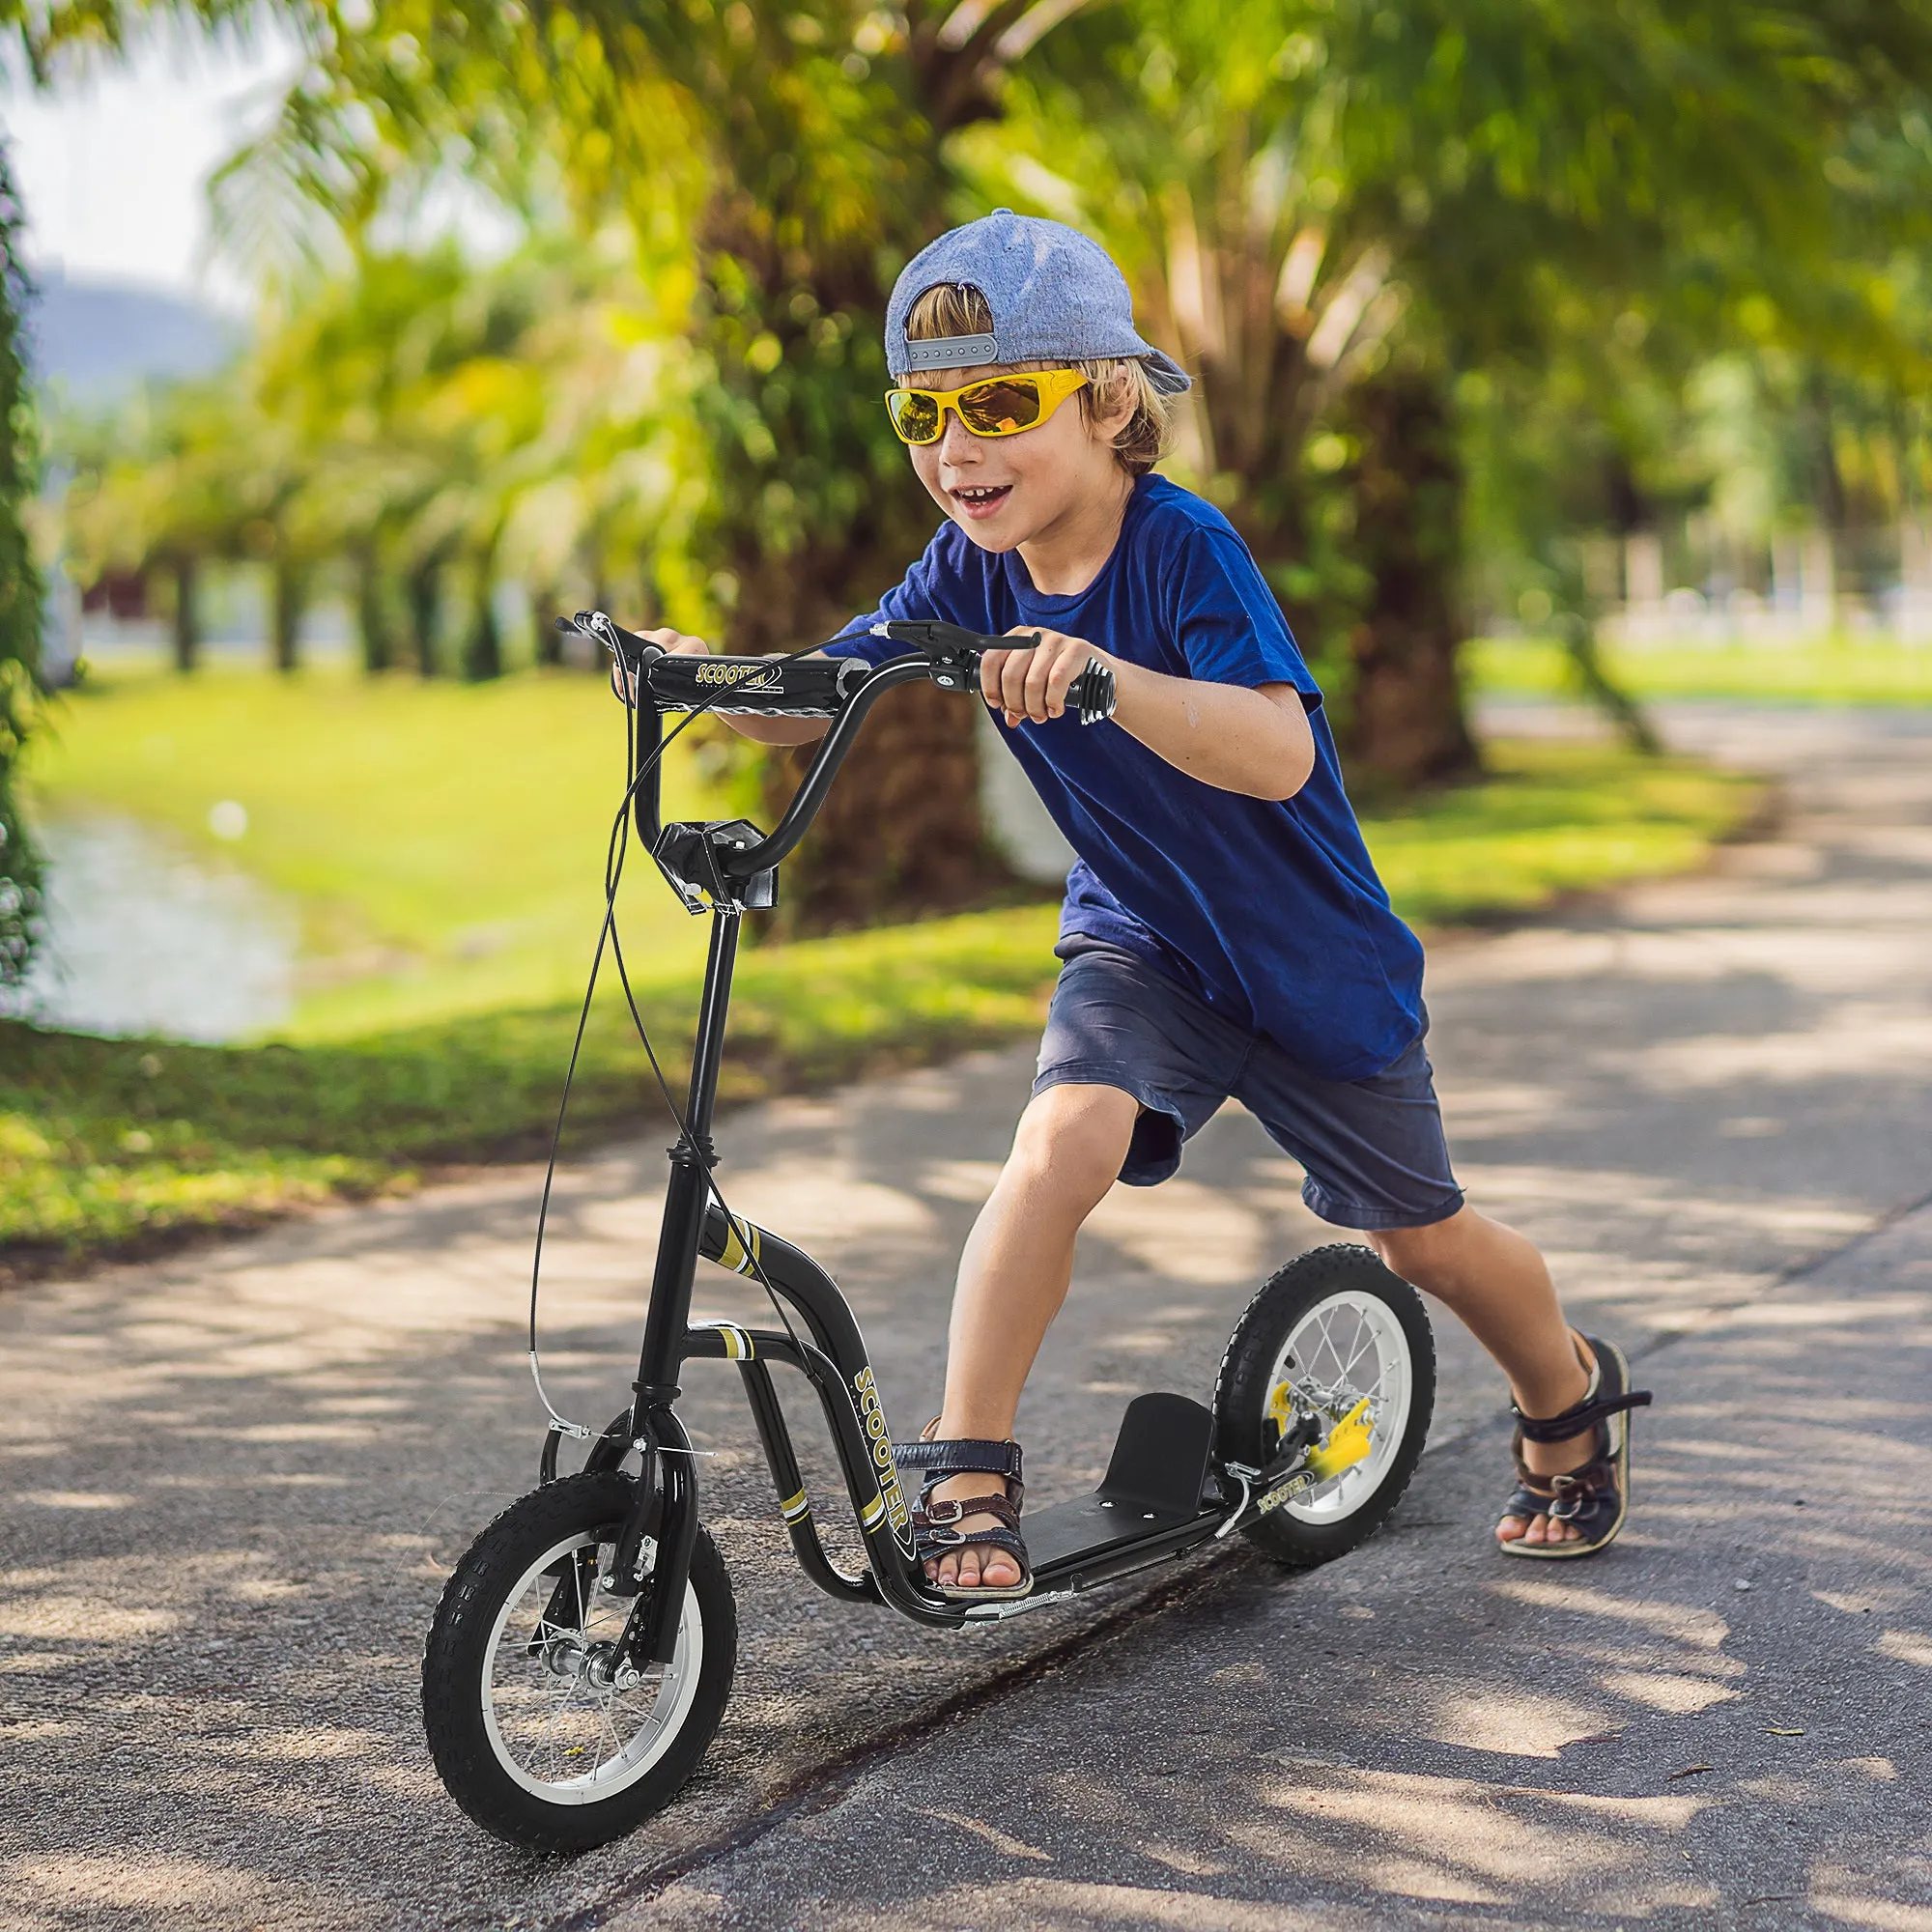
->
[826, 473, 1425, 1082]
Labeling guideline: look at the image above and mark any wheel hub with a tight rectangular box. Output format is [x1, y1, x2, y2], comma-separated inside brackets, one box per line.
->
[540, 1634, 653, 1692]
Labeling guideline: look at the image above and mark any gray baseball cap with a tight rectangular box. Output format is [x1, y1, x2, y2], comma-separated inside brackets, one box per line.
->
[885, 210, 1193, 395]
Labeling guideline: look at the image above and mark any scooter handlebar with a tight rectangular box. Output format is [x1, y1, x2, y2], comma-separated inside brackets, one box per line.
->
[554, 608, 1117, 890]
[872, 618, 1118, 726]
[561, 611, 1117, 728]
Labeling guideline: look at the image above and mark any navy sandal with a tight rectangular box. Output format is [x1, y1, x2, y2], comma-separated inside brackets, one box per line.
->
[894, 1433, 1032, 1601]
[1499, 1335, 1652, 1560]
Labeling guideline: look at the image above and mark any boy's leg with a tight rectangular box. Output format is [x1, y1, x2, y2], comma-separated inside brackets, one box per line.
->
[926, 1080, 1139, 1591]
[1365, 1208, 1596, 1548]
[1233, 1021, 1605, 1549]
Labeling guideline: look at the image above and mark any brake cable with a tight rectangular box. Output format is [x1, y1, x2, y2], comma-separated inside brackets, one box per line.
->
[526, 626, 880, 1446]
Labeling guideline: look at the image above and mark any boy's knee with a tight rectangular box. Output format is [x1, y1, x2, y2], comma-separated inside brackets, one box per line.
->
[1368, 1208, 1468, 1285]
[1009, 1082, 1137, 1195]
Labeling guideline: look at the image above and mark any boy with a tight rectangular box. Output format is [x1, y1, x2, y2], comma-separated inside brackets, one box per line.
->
[636, 212, 1647, 1599]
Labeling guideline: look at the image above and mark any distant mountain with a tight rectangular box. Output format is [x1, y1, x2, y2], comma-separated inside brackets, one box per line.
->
[23, 269, 245, 402]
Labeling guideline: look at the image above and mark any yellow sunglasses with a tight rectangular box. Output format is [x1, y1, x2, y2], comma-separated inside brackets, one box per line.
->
[884, 368, 1089, 445]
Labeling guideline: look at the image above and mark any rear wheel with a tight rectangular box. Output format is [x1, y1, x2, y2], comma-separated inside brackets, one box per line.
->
[1214, 1244, 1435, 1568]
[421, 1472, 735, 1853]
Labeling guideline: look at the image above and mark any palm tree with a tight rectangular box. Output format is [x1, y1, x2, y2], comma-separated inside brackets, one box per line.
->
[998, 0, 1932, 782]
[0, 140, 41, 984]
[211, 0, 1102, 929]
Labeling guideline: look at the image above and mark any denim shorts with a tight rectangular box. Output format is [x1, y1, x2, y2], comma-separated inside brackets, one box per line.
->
[1035, 944, 1463, 1231]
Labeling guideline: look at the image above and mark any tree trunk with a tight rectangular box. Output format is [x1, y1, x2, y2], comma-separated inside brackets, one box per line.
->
[355, 547, 395, 674]
[756, 681, 1001, 938]
[657, 6, 1063, 938]
[533, 587, 563, 668]
[406, 560, 441, 675]
[1339, 367, 1479, 789]
[698, 257, 1012, 937]
[462, 560, 501, 681]
[170, 555, 200, 673]
[271, 555, 306, 675]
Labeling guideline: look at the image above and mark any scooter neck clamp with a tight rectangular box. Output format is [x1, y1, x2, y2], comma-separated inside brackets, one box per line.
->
[666, 1134, 718, 1170]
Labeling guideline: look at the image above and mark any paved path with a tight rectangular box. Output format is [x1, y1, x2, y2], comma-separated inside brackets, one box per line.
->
[3, 705, 1928, 1931]
[638, 1196, 1932, 1932]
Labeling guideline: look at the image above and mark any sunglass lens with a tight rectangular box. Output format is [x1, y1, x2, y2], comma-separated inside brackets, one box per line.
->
[889, 391, 942, 442]
[958, 379, 1043, 435]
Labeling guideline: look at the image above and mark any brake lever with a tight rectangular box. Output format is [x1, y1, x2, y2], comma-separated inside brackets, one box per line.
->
[874, 618, 1118, 725]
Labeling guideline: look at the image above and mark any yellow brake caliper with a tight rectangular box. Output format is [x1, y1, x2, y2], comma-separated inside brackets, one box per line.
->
[1267, 1384, 1376, 1484]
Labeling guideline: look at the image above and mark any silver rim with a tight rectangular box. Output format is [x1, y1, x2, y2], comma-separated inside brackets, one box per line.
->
[1264, 1289, 1412, 1522]
[478, 1530, 703, 1804]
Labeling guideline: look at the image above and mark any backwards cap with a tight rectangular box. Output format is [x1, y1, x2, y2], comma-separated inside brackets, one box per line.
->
[885, 210, 1192, 394]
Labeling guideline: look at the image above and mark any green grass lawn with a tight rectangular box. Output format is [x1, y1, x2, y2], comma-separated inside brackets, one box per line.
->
[1472, 634, 1932, 707]
[25, 662, 728, 1037]
[4, 666, 1761, 1275]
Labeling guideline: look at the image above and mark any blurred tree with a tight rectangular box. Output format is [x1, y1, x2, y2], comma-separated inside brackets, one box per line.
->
[0, 141, 41, 984]
[212, 0, 1099, 930]
[29, 0, 1932, 869]
[1459, 90, 1932, 736]
[985, 0, 1932, 782]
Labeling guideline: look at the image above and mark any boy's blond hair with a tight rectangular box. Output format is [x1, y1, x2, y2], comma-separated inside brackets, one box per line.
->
[903, 283, 1173, 476]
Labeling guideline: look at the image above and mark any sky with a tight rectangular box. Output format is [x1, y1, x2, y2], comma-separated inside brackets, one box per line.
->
[5, 23, 301, 310]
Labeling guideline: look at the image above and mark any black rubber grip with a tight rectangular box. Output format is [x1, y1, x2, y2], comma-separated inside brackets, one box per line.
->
[873, 618, 1118, 725]
[1064, 661, 1118, 726]
[642, 653, 871, 717]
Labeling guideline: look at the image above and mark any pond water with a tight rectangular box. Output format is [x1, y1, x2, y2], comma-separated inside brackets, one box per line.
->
[5, 812, 297, 1042]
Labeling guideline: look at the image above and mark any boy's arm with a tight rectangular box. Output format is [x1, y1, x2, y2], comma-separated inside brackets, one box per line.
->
[613, 628, 832, 746]
[981, 629, 1316, 802]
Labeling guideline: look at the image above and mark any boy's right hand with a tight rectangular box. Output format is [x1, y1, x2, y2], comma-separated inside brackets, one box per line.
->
[609, 627, 710, 705]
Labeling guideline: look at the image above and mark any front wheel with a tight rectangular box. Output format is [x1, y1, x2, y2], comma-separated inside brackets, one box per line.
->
[1214, 1244, 1435, 1569]
[421, 1471, 736, 1853]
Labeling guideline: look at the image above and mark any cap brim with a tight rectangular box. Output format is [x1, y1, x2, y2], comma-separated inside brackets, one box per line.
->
[1142, 349, 1193, 396]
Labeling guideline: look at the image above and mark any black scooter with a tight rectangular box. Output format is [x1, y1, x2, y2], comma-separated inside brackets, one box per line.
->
[420, 615, 1436, 1851]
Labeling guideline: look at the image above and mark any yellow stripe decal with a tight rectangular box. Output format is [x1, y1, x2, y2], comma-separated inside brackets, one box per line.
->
[694, 1320, 754, 1361]
[717, 1218, 764, 1280]
[780, 1491, 810, 1522]
[860, 1494, 886, 1530]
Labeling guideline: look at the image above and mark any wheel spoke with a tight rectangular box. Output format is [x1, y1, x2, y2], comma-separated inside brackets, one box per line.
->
[1312, 1307, 1342, 1378]
[1264, 1289, 1415, 1524]
[1336, 1321, 1378, 1390]
[476, 1525, 699, 1800]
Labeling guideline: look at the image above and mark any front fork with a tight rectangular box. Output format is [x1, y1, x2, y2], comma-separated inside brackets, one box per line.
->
[544, 1404, 698, 1668]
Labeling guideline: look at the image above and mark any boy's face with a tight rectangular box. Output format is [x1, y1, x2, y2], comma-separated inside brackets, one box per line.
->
[904, 361, 1134, 553]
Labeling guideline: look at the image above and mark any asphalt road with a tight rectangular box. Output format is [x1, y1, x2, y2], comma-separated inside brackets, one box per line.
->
[3, 702, 1929, 1932]
[634, 1194, 1932, 1932]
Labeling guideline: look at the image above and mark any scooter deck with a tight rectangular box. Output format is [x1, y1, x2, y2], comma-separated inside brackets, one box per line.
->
[1025, 1392, 1225, 1592]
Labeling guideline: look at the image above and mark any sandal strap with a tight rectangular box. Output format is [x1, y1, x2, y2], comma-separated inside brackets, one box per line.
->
[919, 1522, 1029, 1562]
[912, 1493, 1025, 1547]
[1500, 1481, 1557, 1521]
[1545, 1463, 1617, 1520]
[894, 1437, 1024, 1483]
[1499, 1469, 1619, 1531]
[1513, 1389, 1651, 1444]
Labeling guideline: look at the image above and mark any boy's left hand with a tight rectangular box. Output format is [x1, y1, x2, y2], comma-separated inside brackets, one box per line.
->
[981, 627, 1118, 727]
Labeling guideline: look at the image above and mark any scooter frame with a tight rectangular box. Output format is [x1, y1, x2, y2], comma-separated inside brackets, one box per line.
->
[559, 617, 1342, 1665]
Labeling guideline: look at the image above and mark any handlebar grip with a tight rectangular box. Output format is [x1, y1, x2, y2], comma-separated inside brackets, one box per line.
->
[1064, 660, 1118, 726]
[872, 619, 1117, 726]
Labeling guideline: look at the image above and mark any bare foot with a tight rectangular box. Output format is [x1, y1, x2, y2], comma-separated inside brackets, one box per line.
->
[923, 1470, 1024, 1591]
